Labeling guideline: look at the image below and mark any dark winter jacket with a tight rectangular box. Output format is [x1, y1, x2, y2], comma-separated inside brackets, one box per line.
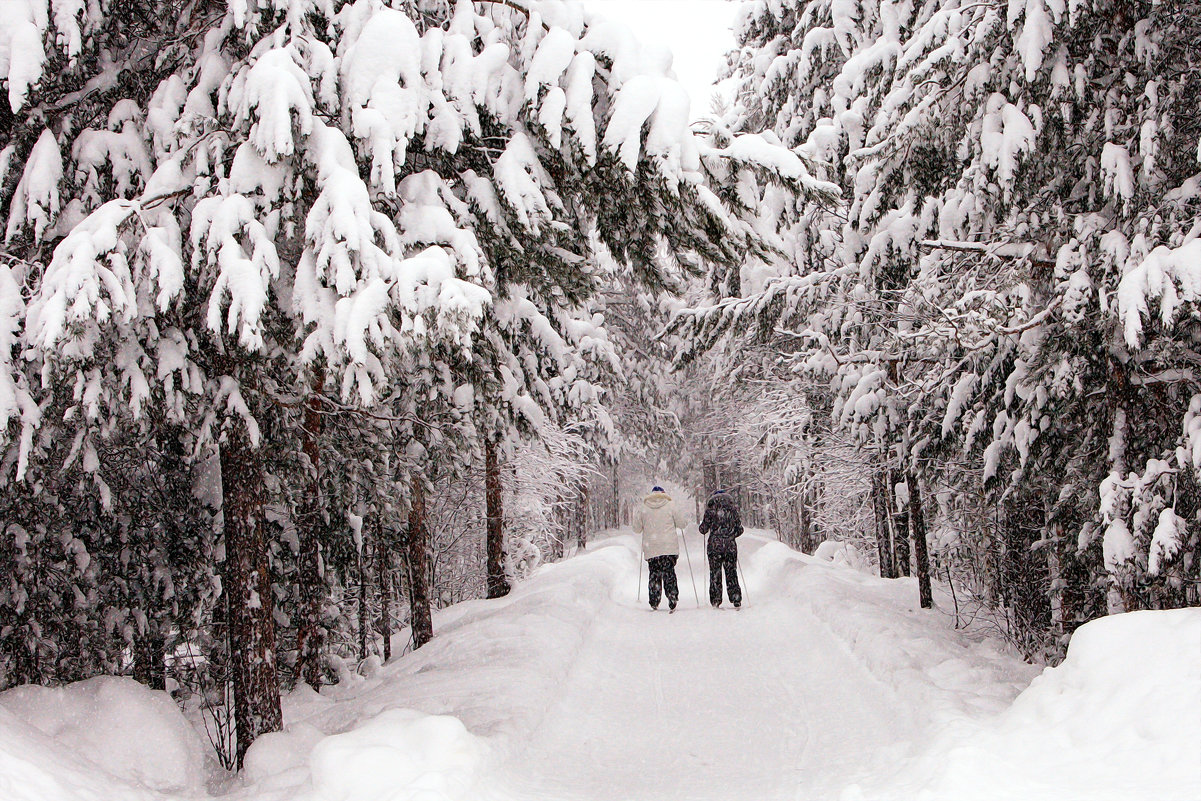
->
[699, 493, 743, 543]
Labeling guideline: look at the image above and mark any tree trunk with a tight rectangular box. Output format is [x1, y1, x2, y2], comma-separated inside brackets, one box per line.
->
[132, 631, 166, 691]
[578, 484, 589, 550]
[907, 472, 933, 609]
[295, 383, 325, 691]
[406, 474, 434, 649]
[485, 439, 510, 598]
[219, 428, 282, 769]
[1105, 387, 1132, 614]
[702, 460, 718, 501]
[800, 486, 814, 554]
[890, 469, 911, 577]
[1045, 520, 1067, 643]
[377, 532, 392, 662]
[357, 543, 370, 661]
[872, 469, 895, 577]
[610, 459, 620, 529]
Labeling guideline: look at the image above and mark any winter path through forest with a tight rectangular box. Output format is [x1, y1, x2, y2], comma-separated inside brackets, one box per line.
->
[494, 531, 921, 801]
[2, 530, 1197, 801]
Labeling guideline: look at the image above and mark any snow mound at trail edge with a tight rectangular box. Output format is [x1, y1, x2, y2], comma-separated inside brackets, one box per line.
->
[0, 675, 208, 794]
[812, 538, 867, 570]
[309, 708, 486, 801]
[877, 607, 1201, 801]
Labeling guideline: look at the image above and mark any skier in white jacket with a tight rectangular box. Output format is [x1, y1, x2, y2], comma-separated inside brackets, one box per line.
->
[633, 486, 686, 611]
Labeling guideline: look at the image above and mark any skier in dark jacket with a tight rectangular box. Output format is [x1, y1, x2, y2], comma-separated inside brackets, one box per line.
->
[699, 490, 743, 608]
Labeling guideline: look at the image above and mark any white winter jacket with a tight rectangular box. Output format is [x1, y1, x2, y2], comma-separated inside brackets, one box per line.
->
[633, 491, 685, 558]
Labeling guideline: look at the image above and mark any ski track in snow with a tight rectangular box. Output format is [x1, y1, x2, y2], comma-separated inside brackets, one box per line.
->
[14, 529, 1194, 801]
[489, 533, 918, 801]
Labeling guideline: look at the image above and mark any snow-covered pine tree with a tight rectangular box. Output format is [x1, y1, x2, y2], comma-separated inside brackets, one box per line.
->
[673, 0, 1200, 653]
[0, 0, 833, 763]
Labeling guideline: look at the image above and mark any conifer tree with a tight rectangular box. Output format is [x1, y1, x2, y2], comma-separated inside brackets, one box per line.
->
[673, 0, 1200, 651]
[0, 0, 828, 763]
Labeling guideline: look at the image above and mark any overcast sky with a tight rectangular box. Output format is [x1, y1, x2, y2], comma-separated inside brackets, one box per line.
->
[580, 0, 741, 120]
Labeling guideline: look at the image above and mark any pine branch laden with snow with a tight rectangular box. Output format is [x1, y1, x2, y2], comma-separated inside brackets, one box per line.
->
[0, 0, 835, 450]
[0, 0, 835, 762]
[675, 0, 1201, 644]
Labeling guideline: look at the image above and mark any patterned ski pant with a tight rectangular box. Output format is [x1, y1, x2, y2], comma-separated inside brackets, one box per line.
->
[647, 555, 679, 608]
[707, 540, 741, 606]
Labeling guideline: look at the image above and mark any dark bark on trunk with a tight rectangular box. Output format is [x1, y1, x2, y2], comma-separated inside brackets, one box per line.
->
[219, 428, 283, 769]
[907, 472, 933, 609]
[702, 460, 719, 499]
[485, 439, 510, 598]
[132, 631, 166, 690]
[406, 474, 434, 649]
[295, 382, 325, 691]
[378, 531, 392, 662]
[358, 545, 370, 661]
[872, 469, 895, 578]
[610, 459, 620, 529]
[800, 487, 814, 554]
[578, 484, 589, 550]
[890, 469, 911, 577]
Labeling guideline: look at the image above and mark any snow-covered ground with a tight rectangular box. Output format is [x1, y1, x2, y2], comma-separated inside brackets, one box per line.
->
[0, 530, 1197, 801]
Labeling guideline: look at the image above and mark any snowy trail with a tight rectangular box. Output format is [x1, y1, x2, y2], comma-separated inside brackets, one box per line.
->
[5, 529, 1195, 801]
[491, 533, 918, 801]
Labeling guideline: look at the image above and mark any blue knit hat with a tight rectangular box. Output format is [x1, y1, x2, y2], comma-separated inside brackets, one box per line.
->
[652, 486, 665, 493]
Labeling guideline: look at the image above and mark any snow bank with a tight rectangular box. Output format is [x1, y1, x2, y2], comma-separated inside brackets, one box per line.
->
[812, 538, 867, 570]
[0, 676, 209, 794]
[241, 721, 326, 790]
[880, 608, 1201, 801]
[214, 534, 636, 801]
[757, 548, 1037, 727]
[310, 709, 485, 801]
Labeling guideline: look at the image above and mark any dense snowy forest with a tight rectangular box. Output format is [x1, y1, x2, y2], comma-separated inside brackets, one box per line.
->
[0, 0, 1197, 783]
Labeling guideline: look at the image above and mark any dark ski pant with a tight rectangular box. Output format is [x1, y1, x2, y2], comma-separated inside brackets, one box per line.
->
[707, 540, 741, 606]
[647, 555, 679, 608]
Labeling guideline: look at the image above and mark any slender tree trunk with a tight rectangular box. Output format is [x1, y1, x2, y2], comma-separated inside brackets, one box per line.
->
[890, 469, 911, 577]
[1046, 520, 1066, 643]
[578, 484, 589, 550]
[219, 428, 282, 769]
[358, 543, 370, 661]
[702, 461, 717, 501]
[800, 486, 813, 554]
[295, 381, 325, 691]
[485, 439, 510, 598]
[132, 630, 166, 690]
[907, 472, 933, 609]
[610, 459, 620, 529]
[377, 530, 392, 662]
[406, 474, 434, 649]
[872, 469, 895, 577]
[1105, 386, 1133, 614]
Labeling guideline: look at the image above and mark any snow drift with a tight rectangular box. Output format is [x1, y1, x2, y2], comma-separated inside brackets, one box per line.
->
[840, 607, 1201, 801]
[0, 532, 1194, 801]
[874, 607, 1201, 801]
[0, 675, 208, 797]
[309, 709, 485, 801]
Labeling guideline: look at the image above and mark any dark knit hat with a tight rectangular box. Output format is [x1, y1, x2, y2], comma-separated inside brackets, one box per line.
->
[651, 486, 665, 493]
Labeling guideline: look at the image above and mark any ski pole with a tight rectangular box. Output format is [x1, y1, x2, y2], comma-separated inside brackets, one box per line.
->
[736, 558, 750, 607]
[678, 530, 701, 607]
[637, 542, 644, 603]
